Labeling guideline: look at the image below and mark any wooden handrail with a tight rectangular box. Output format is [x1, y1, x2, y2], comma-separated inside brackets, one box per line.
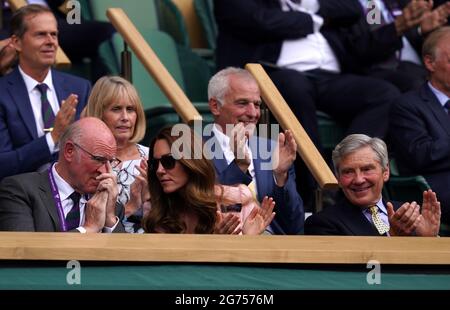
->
[246, 64, 338, 189]
[6, 0, 71, 69]
[107, 8, 201, 124]
[0, 232, 449, 264]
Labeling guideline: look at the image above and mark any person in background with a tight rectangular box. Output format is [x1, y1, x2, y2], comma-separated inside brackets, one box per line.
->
[390, 26, 450, 227]
[84, 76, 149, 233]
[205, 67, 304, 234]
[0, 4, 90, 180]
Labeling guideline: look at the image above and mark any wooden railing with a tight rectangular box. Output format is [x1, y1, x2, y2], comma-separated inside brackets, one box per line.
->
[1, 232, 449, 264]
[246, 64, 338, 189]
[107, 8, 201, 124]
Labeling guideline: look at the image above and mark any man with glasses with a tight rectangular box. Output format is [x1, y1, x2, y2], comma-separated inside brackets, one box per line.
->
[0, 117, 124, 233]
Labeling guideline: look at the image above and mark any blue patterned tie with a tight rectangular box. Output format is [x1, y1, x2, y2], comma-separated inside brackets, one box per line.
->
[66, 192, 81, 231]
[36, 83, 55, 130]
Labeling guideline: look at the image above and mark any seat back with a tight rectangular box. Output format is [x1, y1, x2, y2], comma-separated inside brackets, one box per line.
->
[109, 30, 186, 110]
[194, 0, 217, 50]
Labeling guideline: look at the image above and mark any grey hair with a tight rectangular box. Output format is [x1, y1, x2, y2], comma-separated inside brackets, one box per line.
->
[332, 134, 389, 174]
[207, 67, 255, 104]
[59, 121, 83, 151]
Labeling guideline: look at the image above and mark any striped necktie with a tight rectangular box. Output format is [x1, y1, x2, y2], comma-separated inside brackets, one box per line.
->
[66, 192, 81, 231]
[35, 83, 55, 130]
[369, 205, 389, 235]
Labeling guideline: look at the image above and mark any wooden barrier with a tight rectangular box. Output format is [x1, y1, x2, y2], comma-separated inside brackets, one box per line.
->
[7, 0, 71, 69]
[107, 8, 201, 125]
[246, 64, 338, 189]
[1, 232, 449, 264]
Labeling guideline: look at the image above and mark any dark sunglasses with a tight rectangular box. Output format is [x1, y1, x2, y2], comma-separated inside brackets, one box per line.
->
[149, 154, 177, 172]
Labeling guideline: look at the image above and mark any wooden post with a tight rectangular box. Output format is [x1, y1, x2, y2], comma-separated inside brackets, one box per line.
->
[246, 64, 338, 189]
[6, 0, 71, 69]
[107, 8, 201, 125]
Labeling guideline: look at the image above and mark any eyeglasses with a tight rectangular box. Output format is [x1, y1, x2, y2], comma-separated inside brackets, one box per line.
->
[73, 142, 121, 169]
[149, 154, 177, 172]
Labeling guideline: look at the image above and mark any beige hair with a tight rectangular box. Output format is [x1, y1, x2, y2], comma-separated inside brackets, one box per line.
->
[85, 76, 146, 143]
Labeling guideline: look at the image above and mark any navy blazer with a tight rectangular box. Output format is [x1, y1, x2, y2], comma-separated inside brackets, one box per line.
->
[204, 130, 304, 234]
[304, 192, 400, 235]
[0, 170, 124, 232]
[214, 0, 362, 71]
[0, 67, 91, 180]
[390, 83, 450, 223]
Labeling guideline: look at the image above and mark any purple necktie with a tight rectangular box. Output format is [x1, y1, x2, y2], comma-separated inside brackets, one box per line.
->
[36, 83, 55, 130]
[445, 100, 450, 117]
[66, 192, 81, 231]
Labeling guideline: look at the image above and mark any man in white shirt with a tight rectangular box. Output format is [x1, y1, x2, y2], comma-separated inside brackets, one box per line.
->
[346, 0, 450, 92]
[0, 117, 123, 233]
[0, 4, 91, 180]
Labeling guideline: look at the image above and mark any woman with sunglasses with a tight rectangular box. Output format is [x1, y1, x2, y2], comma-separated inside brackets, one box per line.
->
[143, 126, 275, 234]
[84, 76, 149, 233]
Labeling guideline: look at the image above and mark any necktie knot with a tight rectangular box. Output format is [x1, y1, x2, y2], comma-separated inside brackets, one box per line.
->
[36, 83, 49, 95]
[444, 100, 450, 114]
[69, 191, 81, 205]
[369, 205, 389, 235]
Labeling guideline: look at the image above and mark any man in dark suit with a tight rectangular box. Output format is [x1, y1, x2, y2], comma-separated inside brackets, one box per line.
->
[305, 134, 440, 236]
[390, 26, 450, 225]
[204, 67, 304, 234]
[0, 117, 124, 233]
[214, 0, 401, 209]
[343, 0, 449, 92]
[0, 4, 91, 181]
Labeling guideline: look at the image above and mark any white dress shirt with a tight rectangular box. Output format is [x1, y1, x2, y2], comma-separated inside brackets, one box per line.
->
[277, 0, 341, 73]
[18, 66, 59, 155]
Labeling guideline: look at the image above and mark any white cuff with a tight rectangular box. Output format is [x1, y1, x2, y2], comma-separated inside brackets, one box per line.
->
[76, 226, 87, 233]
[45, 132, 59, 154]
[102, 216, 120, 233]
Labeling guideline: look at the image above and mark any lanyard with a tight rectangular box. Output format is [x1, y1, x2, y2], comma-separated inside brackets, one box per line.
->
[47, 164, 69, 231]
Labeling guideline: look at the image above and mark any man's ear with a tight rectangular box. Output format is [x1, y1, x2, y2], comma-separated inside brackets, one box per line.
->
[10, 35, 22, 53]
[63, 141, 75, 163]
[383, 165, 390, 182]
[423, 54, 435, 73]
[209, 98, 221, 117]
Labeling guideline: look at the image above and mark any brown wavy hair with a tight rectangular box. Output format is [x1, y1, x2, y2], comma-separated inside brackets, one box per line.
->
[143, 125, 218, 233]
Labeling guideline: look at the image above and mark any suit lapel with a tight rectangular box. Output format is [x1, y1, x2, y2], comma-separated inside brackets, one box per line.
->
[421, 85, 450, 137]
[7, 68, 38, 139]
[52, 70, 66, 105]
[38, 171, 61, 231]
[338, 197, 378, 235]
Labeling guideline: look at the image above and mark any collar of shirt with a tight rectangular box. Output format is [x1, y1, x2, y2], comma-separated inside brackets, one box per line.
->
[428, 82, 450, 109]
[19, 66, 55, 95]
[362, 197, 389, 226]
[279, 0, 320, 13]
[52, 163, 88, 217]
[212, 124, 255, 179]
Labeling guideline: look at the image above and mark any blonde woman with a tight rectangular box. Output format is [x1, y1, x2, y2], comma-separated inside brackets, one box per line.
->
[85, 76, 149, 233]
